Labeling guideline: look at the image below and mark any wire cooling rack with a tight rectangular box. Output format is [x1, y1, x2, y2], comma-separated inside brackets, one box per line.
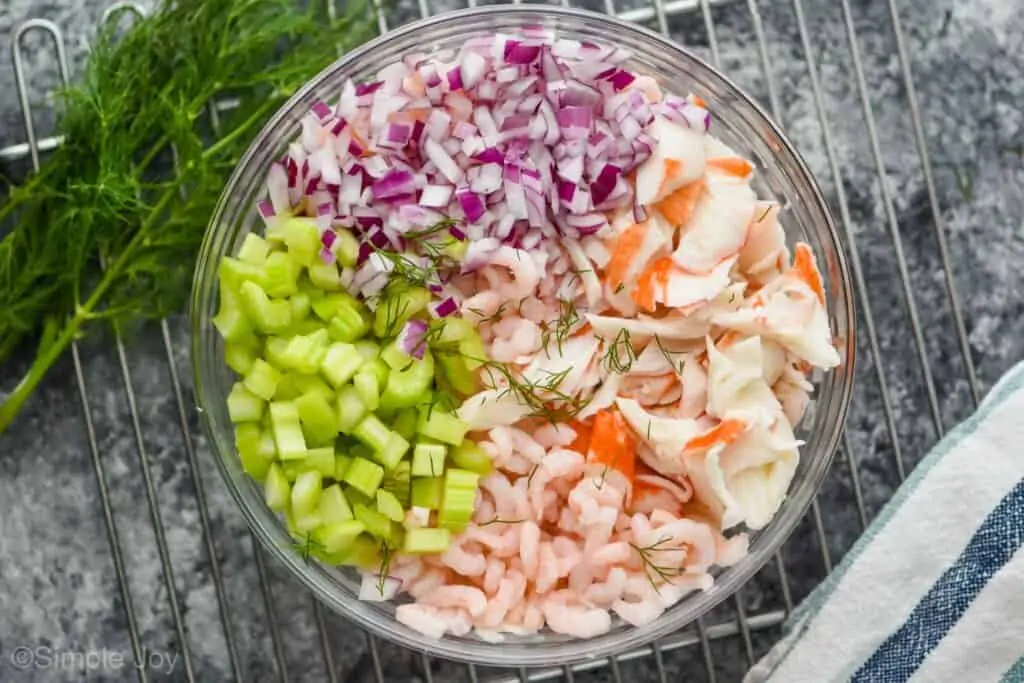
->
[5, 0, 983, 681]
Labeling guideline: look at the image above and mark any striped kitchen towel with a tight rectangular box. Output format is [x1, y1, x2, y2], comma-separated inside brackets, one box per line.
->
[745, 361, 1024, 683]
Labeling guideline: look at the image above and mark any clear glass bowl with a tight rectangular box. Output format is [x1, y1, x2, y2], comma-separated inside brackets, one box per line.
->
[191, 5, 856, 667]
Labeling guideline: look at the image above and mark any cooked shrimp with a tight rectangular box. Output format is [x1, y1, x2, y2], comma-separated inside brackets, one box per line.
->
[542, 594, 613, 638]
[420, 585, 489, 618]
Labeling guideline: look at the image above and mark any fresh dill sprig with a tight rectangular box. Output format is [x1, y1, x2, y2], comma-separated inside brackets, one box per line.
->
[467, 302, 507, 326]
[473, 356, 590, 424]
[755, 206, 773, 223]
[293, 533, 328, 564]
[406, 217, 457, 240]
[629, 536, 686, 592]
[601, 328, 636, 374]
[0, 0, 379, 431]
[376, 542, 395, 597]
[653, 334, 686, 375]
[478, 517, 526, 527]
[540, 299, 581, 357]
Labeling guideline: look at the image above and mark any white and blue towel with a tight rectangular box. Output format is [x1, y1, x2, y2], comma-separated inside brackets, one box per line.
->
[745, 362, 1024, 683]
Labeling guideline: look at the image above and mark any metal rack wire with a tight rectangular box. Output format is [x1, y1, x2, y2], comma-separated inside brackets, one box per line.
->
[5, 0, 978, 681]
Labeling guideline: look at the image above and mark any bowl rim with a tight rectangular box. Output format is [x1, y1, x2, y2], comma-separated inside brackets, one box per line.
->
[192, 3, 856, 666]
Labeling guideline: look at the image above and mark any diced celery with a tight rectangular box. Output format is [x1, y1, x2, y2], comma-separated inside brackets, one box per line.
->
[372, 285, 431, 338]
[264, 337, 290, 369]
[410, 477, 444, 509]
[311, 291, 360, 320]
[353, 415, 392, 453]
[380, 341, 412, 371]
[337, 534, 381, 568]
[295, 390, 338, 445]
[354, 340, 381, 360]
[437, 352, 478, 396]
[350, 443, 373, 462]
[244, 359, 281, 401]
[416, 408, 467, 446]
[305, 447, 337, 477]
[213, 286, 253, 342]
[354, 503, 393, 541]
[281, 461, 303, 481]
[264, 463, 290, 512]
[236, 423, 273, 481]
[281, 329, 330, 375]
[291, 470, 323, 517]
[238, 233, 270, 265]
[219, 256, 268, 291]
[308, 260, 342, 291]
[379, 353, 434, 411]
[375, 490, 404, 522]
[450, 440, 493, 475]
[225, 339, 260, 375]
[291, 508, 322, 534]
[263, 251, 299, 298]
[436, 318, 487, 370]
[336, 386, 368, 434]
[270, 401, 307, 460]
[227, 382, 265, 423]
[353, 370, 380, 411]
[438, 468, 480, 531]
[282, 217, 320, 266]
[317, 484, 354, 522]
[313, 519, 365, 554]
[343, 457, 384, 498]
[292, 374, 333, 399]
[328, 305, 370, 343]
[343, 486, 374, 510]
[334, 229, 361, 268]
[379, 433, 410, 471]
[334, 454, 353, 480]
[403, 527, 451, 554]
[273, 374, 301, 401]
[392, 408, 418, 440]
[382, 460, 412, 507]
[321, 342, 363, 389]
[258, 428, 277, 460]
[289, 292, 312, 321]
[412, 443, 447, 478]
[239, 280, 291, 333]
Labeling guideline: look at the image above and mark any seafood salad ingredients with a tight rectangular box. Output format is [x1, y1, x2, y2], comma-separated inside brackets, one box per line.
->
[213, 28, 839, 641]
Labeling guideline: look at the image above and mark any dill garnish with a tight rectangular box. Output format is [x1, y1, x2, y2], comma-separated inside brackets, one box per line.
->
[376, 542, 395, 597]
[478, 517, 526, 527]
[293, 533, 328, 564]
[629, 536, 686, 592]
[601, 328, 636, 373]
[0, 0, 379, 431]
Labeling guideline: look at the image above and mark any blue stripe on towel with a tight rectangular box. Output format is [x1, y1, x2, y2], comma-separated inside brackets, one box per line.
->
[851, 478, 1024, 683]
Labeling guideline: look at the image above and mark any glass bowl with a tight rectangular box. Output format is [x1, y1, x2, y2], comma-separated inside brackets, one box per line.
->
[191, 5, 856, 667]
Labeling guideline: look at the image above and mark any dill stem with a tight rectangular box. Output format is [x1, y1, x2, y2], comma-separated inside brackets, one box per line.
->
[0, 185, 176, 433]
[0, 94, 277, 432]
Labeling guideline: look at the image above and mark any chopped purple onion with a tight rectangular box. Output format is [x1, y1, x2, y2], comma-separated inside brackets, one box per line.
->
[430, 297, 458, 319]
[397, 319, 429, 359]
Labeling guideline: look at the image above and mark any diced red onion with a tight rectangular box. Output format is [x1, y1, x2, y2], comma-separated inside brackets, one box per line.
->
[430, 297, 458, 318]
[420, 184, 453, 207]
[311, 100, 332, 122]
[371, 169, 416, 199]
[449, 226, 467, 240]
[397, 319, 429, 359]
[257, 199, 276, 220]
[355, 81, 383, 96]
[359, 574, 401, 602]
[590, 163, 621, 206]
[319, 246, 336, 265]
[457, 186, 487, 223]
[425, 138, 463, 183]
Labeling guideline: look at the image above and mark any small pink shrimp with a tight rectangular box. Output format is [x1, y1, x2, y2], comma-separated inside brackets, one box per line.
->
[533, 423, 578, 450]
[541, 593, 613, 638]
[715, 532, 749, 567]
[407, 569, 449, 600]
[584, 567, 628, 607]
[483, 246, 540, 300]
[420, 585, 488, 618]
[462, 290, 503, 322]
[612, 596, 665, 627]
[489, 316, 542, 363]
[483, 557, 505, 595]
[395, 604, 450, 639]
[589, 541, 632, 567]
[535, 542, 559, 594]
[441, 540, 487, 577]
[519, 520, 541, 580]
